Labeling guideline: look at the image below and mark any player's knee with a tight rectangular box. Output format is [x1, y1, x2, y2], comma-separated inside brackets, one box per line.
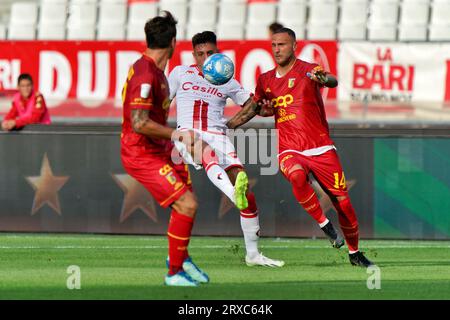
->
[181, 195, 198, 217]
[288, 168, 307, 188]
[173, 191, 198, 217]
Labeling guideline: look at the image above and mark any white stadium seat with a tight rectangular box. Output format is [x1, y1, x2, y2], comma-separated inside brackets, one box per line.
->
[217, 0, 246, 40]
[10, 2, 38, 25]
[67, 3, 97, 26]
[42, 0, 69, 3]
[98, 3, 127, 26]
[98, 25, 125, 40]
[338, 0, 368, 40]
[127, 2, 158, 40]
[246, 1, 276, 40]
[97, 3, 127, 40]
[368, 0, 399, 41]
[38, 3, 67, 40]
[217, 23, 244, 40]
[67, 25, 96, 40]
[247, 1, 276, 24]
[159, 0, 189, 40]
[0, 24, 6, 40]
[245, 24, 268, 40]
[38, 25, 66, 40]
[429, 0, 450, 41]
[67, 3, 97, 40]
[278, 0, 307, 39]
[189, 0, 217, 26]
[218, 0, 246, 26]
[159, 0, 188, 25]
[399, 0, 429, 41]
[278, 0, 307, 25]
[8, 2, 38, 40]
[187, 24, 215, 39]
[8, 25, 36, 40]
[307, 0, 338, 40]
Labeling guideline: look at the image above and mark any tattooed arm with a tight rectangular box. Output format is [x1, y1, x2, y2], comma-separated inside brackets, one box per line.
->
[226, 97, 274, 129]
[131, 109, 174, 140]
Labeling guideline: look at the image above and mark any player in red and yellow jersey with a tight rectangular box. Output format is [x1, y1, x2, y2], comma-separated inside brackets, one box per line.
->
[121, 12, 209, 286]
[227, 28, 374, 267]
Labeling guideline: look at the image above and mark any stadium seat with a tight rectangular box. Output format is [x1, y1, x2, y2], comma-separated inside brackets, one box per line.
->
[338, 0, 368, 40]
[187, 24, 216, 39]
[98, 2, 127, 40]
[307, 0, 338, 40]
[67, 2, 97, 40]
[8, 25, 36, 40]
[217, 23, 244, 40]
[278, 0, 307, 26]
[42, 0, 69, 3]
[7, 2, 38, 40]
[245, 24, 269, 40]
[189, 0, 218, 26]
[217, 0, 246, 40]
[429, 0, 450, 41]
[67, 25, 96, 40]
[38, 2, 67, 40]
[288, 24, 306, 40]
[0, 24, 5, 40]
[399, 0, 429, 41]
[367, 0, 399, 41]
[246, 1, 276, 39]
[67, 3, 97, 26]
[247, 1, 276, 25]
[159, 0, 188, 26]
[127, 2, 158, 40]
[218, 0, 246, 26]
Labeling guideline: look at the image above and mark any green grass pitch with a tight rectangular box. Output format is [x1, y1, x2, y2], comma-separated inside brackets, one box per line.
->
[1, 233, 450, 300]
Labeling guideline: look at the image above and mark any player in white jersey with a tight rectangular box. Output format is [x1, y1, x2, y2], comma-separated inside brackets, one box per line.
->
[169, 31, 284, 267]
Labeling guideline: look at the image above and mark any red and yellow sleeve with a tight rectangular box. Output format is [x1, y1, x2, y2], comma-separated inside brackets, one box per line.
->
[128, 74, 154, 110]
[3, 102, 18, 121]
[253, 75, 266, 102]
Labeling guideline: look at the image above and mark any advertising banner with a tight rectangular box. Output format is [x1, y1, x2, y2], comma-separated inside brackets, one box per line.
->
[338, 42, 450, 104]
[0, 40, 337, 118]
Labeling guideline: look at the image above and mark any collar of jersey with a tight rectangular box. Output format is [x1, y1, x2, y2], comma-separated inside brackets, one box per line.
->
[191, 64, 204, 77]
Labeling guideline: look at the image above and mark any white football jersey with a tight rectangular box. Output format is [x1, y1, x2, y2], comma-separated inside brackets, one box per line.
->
[168, 65, 251, 133]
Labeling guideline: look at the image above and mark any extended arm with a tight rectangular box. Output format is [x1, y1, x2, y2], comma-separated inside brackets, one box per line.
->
[307, 66, 338, 88]
[131, 109, 174, 140]
[226, 97, 262, 129]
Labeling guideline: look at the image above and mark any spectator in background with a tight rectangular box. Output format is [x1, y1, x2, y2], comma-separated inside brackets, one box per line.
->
[1, 74, 51, 131]
[268, 22, 284, 38]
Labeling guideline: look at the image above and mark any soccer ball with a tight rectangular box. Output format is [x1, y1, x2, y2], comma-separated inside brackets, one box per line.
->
[202, 53, 234, 86]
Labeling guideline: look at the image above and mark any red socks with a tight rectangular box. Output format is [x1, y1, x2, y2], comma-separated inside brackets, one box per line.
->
[288, 170, 327, 224]
[167, 210, 194, 275]
[333, 197, 359, 252]
[202, 147, 219, 171]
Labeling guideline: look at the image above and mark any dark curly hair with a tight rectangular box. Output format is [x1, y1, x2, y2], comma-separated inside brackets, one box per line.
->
[144, 11, 178, 49]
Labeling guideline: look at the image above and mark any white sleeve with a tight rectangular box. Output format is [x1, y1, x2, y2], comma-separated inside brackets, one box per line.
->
[227, 79, 252, 106]
[168, 66, 180, 100]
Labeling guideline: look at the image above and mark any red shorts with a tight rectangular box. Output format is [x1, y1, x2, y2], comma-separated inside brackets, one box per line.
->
[121, 146, 192, 208]
[278, 149, 348, 198]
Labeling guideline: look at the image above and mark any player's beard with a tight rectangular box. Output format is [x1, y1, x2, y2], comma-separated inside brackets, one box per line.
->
[277, 54, 296, 68]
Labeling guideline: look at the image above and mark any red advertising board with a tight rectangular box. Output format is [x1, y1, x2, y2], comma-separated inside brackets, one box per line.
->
[0, 40, 337, 118]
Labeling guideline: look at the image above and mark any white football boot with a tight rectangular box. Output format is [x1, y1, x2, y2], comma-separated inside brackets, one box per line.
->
[245, 252, 285, 267]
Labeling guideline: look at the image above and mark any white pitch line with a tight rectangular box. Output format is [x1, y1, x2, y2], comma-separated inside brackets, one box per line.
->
[1, 245, 450, 249]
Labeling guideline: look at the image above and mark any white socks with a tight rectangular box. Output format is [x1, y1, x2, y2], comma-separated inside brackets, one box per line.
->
[205, 164, 236, 204]
[240, 214, 260, 258]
